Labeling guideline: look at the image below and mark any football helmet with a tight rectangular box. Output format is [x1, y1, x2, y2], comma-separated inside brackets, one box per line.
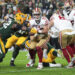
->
[14, 13, 24, 25]
[58, 2, 64, 15]
[33, 8, 41, 20]
[64, 2, 71, 15]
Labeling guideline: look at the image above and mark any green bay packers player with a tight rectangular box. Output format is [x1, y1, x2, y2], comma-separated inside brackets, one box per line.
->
[5, 13, 31, 66]
[42, 42, 62, 67]
[0, 18, 22, 62]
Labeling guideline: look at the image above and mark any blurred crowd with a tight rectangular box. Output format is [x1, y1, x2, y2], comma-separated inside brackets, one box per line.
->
[0, 0, 75, 20]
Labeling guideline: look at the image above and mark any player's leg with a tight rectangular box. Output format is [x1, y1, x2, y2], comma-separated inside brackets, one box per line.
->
[10, 37, 27, 66]
[36, 39, 47, 69]
[42, 43, 62, 67]
[5, 35, 18, 49]
[10, 45, 20, 66]
[0, 38, 6, 62]
[42, 43, 58, 63]
[69, 44, 75, 54]
[26, 49, 36, 67]
[60, 33, 75, 68]
[26, 41, 37, 67]
[59, 33, 71, 63]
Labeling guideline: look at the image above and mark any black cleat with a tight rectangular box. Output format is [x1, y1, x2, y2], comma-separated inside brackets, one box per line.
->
[0, 58, 3, 62]
[10, 61, 16, 66]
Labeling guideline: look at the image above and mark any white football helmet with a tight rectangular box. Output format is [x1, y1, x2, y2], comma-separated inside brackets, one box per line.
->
[64, 2, 71, 15]
[33, 8, 42, 20]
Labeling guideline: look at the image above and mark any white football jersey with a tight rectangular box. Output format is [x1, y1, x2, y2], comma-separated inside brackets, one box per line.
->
[29, 17, 49, 30]
[49, 13, 73, 38]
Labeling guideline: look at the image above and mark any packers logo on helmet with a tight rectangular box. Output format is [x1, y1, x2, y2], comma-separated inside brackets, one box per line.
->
[14, 13, 24, 24]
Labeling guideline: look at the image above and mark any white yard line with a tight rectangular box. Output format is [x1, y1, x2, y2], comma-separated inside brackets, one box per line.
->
[0, 68, 65, 73]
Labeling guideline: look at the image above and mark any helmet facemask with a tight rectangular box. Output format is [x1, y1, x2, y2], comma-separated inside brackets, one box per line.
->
[64, 3, 71, 15]
[33, 8, 41, 21]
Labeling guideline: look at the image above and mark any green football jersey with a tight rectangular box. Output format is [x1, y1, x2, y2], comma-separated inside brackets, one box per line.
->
[15, 29, 29, 37]
[0, 20, 15, 40]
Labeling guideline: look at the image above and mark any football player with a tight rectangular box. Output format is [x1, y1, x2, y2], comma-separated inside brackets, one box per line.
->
[26, 8, 50, 69]
[5, 13, 31, 66]
[42, 42, 62, 67]
[0, 17, 22, 62]
[48, 2, 75, 68]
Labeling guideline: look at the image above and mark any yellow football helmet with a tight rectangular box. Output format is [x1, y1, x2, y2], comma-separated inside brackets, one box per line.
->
[20, 13, 26, 21]
[14, 13, 24, 24]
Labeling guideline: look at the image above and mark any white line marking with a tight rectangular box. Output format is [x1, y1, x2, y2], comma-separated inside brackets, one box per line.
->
[0, 68, 66, 73]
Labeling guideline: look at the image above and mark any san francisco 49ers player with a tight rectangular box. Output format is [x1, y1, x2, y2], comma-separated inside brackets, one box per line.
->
[62, 2, 75, 60]
[26, 8, 49, 69]
[49, 3, 75, 68]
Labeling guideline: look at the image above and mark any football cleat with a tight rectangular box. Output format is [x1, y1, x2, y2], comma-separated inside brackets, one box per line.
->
[10, 60, 16, 66]
[66, 62, 73, 68]
[37, 63, 43, 69]
[26, 63, 34, 67]
[49, 63, 62, 67]
[26, 59, 34, 67]
[72, 57, 75, 67]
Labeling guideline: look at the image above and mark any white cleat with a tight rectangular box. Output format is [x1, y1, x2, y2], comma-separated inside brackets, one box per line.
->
[71, 57, 75, 67]
[66, 62, 73, 68]
[26, 59, 34, 67]
[37, 63, 43, 69]
[49, 63, 62, 67]
[71, 57, 75, 62]
[26, 63, 34, 67]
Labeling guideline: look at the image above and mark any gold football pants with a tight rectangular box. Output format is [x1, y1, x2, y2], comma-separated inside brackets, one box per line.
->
[5, 35, 27, 48]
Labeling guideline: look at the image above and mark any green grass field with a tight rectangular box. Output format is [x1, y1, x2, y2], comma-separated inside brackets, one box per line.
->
[0, 51, 75, 75]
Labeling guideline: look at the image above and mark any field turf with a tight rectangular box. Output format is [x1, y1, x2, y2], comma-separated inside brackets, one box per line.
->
[0, 51, 75, 75]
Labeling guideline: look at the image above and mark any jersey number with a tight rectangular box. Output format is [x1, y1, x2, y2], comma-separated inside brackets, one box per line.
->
[3, 21, 12, 29]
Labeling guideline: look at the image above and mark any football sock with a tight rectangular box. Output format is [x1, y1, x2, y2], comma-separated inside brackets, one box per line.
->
[12, 45, 20, 59]
[29, 49, 36, 60]
[66, 45, 74, 58]
[36, 46, 43, 62]
[11, 57, 14, 61]
[70, 44, 75, 54]
[62, 48, 70, 63]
